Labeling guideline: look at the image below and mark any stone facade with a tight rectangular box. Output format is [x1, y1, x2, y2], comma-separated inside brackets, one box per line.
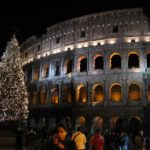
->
[21, 8, 150, 131]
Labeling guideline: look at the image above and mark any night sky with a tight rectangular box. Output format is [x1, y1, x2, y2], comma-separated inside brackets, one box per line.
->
[0, 0, 149, 57]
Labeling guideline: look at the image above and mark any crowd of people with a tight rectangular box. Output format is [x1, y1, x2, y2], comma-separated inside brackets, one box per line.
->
[15, 124, 150, 150]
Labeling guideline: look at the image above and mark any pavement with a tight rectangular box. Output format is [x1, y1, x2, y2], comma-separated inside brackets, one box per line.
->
[0, 137, 26, 150]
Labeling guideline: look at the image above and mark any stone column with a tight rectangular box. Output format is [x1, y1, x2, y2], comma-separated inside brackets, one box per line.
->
[39, 64, 43, 81]
[87, 81, 92, 106]
[58, 83, 62, 105]
[88, 50, 92, 74]
[122, 76, 127, 105]
[74, 54, 78, 74]
[31, 66, 34, 81]
[60, 58, 64, 77]
[142, 77, 147, 105]
[104, 79, 109, 106]
[48, 62, 51, 79]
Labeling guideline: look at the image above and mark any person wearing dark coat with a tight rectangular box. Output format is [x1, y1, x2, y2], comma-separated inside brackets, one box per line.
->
[16, 127, 23, 150]
[51, 124, 76, 150]
[118, 131, 129, 150]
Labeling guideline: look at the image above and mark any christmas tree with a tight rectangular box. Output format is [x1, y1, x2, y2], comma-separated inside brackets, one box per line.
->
[0, 35, 28, 122]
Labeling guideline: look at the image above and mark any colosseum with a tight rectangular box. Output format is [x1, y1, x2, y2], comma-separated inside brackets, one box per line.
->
[20, 8, 150, 132]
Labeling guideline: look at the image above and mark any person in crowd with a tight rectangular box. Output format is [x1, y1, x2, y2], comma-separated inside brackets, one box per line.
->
[27, 127, 37, 150]
[118, 131, 129, 150]
[71, 126, 87, 150]
[135, 130, 146, 150]
[109, 130, 118, 150]
[89, 128, 104, 150]
[51, 124, 76, 150]
[16, 127, 23, 150]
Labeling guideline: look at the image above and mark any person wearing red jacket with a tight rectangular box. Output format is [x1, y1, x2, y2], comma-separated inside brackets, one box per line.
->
[90, 129, 104, 150]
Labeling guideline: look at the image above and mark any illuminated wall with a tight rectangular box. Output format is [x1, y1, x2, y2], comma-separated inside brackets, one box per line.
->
[128, 84, 141, 101]
[40, 89, 47, 104]
[92, 84, 104, 102]
[33, 67, 40, 81]
[51, 87, 59, 105]
[110, 84, 122, 102]
[42, 64, 49, 78]
[76, 85, 87, 103]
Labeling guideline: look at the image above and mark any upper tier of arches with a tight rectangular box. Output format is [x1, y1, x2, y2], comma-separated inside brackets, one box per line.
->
[21, 8, 150, 66]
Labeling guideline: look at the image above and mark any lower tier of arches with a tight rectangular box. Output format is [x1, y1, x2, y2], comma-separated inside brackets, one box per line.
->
[28, 106, 144, 135]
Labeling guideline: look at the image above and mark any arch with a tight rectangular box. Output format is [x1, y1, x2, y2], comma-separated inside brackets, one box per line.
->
[92, 84, 104, 102]
[110, 116, 121, 129]
[110, 53, 121, 69]
[128, 52, 139, 68]
[42, 64, 49, 78]
[77, 56, 87, 72]
[110, 84, 122, 102]
[146, 53, 150, 68]
[51, 87, 59, 105]
[76, 84, 87, 103]
[33, 66, 40, 81]
[64, 59, 73, 74]
[62, 85, 72, 103]
[76, 116, 86, 127]
[129, 116, 142, 123]
[39, 89, 47, 104]
[128, 84, 141, 101]
[128, 116, 142, 135]
[93, 54, 104, 70]
[92, 116, 103, 129]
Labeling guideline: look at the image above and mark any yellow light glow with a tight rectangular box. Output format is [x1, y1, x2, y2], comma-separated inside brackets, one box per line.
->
[53, 48, 61, 54]
[125, 37, 140, 43]
[37, 55, 41, 59]
[83, 42, 88, 47]
[108, 39, 116, 44]
[144, 37, 150, 42]
[100, 40, 105, 45]
[92, 41, 97, 46]
[77, 43, 83, 48]
[82, 98, 86, 103]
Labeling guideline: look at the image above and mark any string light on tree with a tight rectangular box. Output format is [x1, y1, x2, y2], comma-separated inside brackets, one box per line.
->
[0, 35, 29, 121]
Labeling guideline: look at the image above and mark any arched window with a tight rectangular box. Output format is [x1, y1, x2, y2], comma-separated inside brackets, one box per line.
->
[110, 84, 122, 102]
[31, 92, 37, 104]
[51, 87, 59, 105]
[65, 59, 72, 74]
[148, 85, 150, 101]
[76, 85, 87, 103]
[147, 53, 150, 68]
[80, 58, 87, 72]
[128, 84, 141, 101]
[93, 85, 104, 102]
[33, 67, 40, 81]
[42, 64, 49, 78]
[62, 85, 72, 103]
[128, 53, 139, 68]
[40, 89, 47, 104]
[94, 56, 103, 69]
[110, 54, 121, 69]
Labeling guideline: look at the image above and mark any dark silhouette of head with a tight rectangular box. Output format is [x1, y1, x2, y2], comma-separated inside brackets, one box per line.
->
[77, 126, 82, 132]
